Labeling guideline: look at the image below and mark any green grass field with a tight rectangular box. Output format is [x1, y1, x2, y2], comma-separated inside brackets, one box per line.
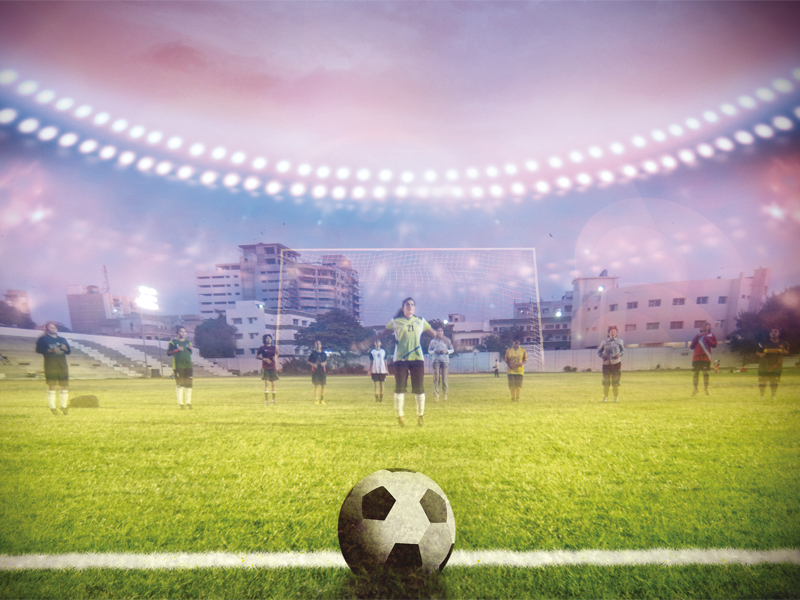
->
[1, 370, 799, 599]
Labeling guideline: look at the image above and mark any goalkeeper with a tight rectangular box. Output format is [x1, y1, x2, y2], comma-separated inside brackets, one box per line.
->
[756, 327, 789, 400]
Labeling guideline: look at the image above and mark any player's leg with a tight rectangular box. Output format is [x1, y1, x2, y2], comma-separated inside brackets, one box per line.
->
[442, 363, 449, 401]
[59, 380, 69, 415]
[507, 374, 516, 401]
[770, 374, 780, 399]
[692, 364, 700, 396]
[602, 366, 610, 402]
[702, 363, 710, 394]
[46, 378, 59, 415]
[183, 370, 193, 408]
[410, 361, 425, 426]
[431, 362, 440, 401]
[758, 373, 767, 399]
[611, 364, 621, 402]
[394, 362, 409, 426]
[320, 384, 326, 405]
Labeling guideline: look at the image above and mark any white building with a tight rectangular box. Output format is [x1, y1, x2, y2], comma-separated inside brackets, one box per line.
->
[223, 300, 317, 358]
[570, 268, 770, 349]
[196, 243, 360, 320]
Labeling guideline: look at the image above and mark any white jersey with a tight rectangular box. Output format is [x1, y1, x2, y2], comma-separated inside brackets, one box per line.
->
[369, 348, 388, 374]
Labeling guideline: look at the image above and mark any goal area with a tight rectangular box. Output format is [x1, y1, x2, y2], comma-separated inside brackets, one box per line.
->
[278, 248, 543, 372]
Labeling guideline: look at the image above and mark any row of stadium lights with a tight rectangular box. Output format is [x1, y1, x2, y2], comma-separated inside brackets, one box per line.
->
[1, 67, 799, 201]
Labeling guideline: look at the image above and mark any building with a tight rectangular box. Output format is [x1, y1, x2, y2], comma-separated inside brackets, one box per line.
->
[520, 293, 573, 350]
[570, 268, 770, 349]
[449, 313, 493, 351]
[3, 290, 30, 315]
[66, 285, 135, 334]
[222, 300, 317, 358]
[196, 243, 360, 319]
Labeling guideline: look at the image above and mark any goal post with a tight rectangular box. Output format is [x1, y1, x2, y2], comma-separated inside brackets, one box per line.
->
[278, 248, 544, 372]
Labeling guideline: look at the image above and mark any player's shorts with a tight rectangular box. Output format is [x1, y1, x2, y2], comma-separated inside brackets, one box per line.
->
[174, 368, 193, 388]
[602, 362, 622, 385]
[311, 368, 327, 386]
[507, 374, 524, 389]
[371, 373, 387, 382]
[758, 371, 782, 384]
[394, 360, 425, 394]
[261, 368, 279, 382]
[44, 367, 69, 386]
[692, 360, 711, 372]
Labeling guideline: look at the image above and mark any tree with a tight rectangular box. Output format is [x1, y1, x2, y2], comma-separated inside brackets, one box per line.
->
[294, 309, 373, 353]
[728, 285, 800, 361]
[477, 325, 525, 353]
[194, 314, 237, 358]
[0, 301, 36, 329]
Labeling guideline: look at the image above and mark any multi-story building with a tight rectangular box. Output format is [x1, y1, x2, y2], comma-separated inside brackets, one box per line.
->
[196, 243, 360, 320]
[516, 293, 573, 350]
[222, 301, 317, 358]
[570, 268, 770, 349]
[67, 285, 135, 334]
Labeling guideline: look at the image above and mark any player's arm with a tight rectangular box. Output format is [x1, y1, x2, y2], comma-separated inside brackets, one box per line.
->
[61, 339, 71, 355]
[35, 337, 47, 355]
[707, 333, 717, 348]
[167, 342, 177, 356]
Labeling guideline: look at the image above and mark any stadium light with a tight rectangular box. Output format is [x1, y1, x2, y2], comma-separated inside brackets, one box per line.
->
[136, 286, 159, 378]
[555, 309, 563, 318]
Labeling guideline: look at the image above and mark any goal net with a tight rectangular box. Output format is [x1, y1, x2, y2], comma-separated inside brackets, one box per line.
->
[278, 248, 543, 372]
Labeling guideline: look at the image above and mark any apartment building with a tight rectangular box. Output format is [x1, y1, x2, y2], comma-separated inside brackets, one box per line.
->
[570, 268, 770, 349]
[223, 300, 317, 358]
[196, 243, 360, 320]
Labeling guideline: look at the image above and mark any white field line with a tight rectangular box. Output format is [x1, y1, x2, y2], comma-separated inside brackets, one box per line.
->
[2, 549, 799, 570]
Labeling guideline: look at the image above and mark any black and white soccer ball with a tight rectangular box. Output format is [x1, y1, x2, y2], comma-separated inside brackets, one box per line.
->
[338, 469, 455, 574]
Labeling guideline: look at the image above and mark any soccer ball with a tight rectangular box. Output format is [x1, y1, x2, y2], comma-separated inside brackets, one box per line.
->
[338, 469, 456, 574]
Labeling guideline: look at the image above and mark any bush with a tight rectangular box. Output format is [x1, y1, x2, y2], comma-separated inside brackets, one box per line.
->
[563, 366, 578, 372]
[281, 357, 312, 375]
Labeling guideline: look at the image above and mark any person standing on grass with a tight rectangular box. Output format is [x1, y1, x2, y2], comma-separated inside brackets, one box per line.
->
[257, 334, 279, 405]
[308, 340, 327, 405]
[690, 321, 717, 396]
[597, 326, 624, 402]
[368, 338, 388, 402]
[504, 337, 527, 402]
[35, 322, 71, 416]
[386, 297, 436, 427]
[428, 327, 454, 402]
[167, 326, 193, 409]
[493, 360, 500, 377]
[756, 327, 789, 400]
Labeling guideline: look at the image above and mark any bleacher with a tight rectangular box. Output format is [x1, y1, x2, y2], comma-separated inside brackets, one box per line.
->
[0, 327, 234, 380]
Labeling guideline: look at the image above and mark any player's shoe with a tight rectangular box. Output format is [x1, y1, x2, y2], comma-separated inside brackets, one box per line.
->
[691, 390, 698, 397]
[614, 397, 619, 403]
[434, 396, 439, 403]
[320, 399, 326, 405]
[602, 397, 608, 402]
[187, 404, 193, 409]
[61, 407, 69, 415]
[417, 415, 424, 426]
[50, 408, 60, 416]
[443, 396, 448, 402]
[179, 404, 186, 409]
[315, 400, 320, 405]
[398, 416, 405, 427]
[704, 389, 710, 396]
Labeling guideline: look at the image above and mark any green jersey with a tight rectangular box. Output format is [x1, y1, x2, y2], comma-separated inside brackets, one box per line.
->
[168, 338, 193, 369]
[386, 316, 431, 361]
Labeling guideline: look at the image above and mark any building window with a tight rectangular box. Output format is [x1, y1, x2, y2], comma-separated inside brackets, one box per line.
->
[670, 321, 684, 329]
[625, 324, 636, 332]
[715, 320, 725, 328]
[696, 296, 708, 304]
[293, 319, 300, 325]
[648, 299, 661, 307]
[232, 318, 243, 324]
[249, 333, 257, 339]
[235, 349, 245, 355]
[646, 322, 659, 330]
[565, 305, 572, 312]
[718, 296, 727, 304]
[609, 304, 618, 312]
[694, 320, 707, 328]
[627, 302, 638, 309]
[235, 333, 243, 340]
[673, 298, 685, 305]
[250, 348, 257, 354]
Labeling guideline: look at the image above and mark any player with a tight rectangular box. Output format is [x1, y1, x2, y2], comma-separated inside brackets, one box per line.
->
[257, 334, 279, 405]
[308, 340, 327, 405]
[428, 327, 454, 402]
[386, 297, 436, 426]
[504, 337, 528, 402]
[756, 327, 789, 400]
[167, 326, 193, 409]
[597, 326, 624, 402]
[35, 322, 71, 415]
[690, 321, 717, 396]
[368, 338, 388, 402]
[493, 360, 500, 377]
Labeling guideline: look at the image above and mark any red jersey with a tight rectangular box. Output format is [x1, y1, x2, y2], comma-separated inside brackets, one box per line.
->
[690, 333, 717, 362]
